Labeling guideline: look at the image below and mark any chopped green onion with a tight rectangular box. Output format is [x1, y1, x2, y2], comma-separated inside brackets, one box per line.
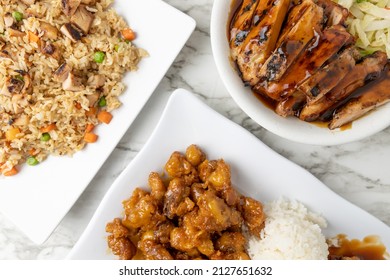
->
[41, 132, 51, 142]
[98, 96, 107, 107]
[12, 11, 23, 22]
[93, 51, 105, 63]
[15, 75, 24, 81]
[114, 45, 119, 52]
[26, 156, 39, 166]
[356, 0, 366, 3]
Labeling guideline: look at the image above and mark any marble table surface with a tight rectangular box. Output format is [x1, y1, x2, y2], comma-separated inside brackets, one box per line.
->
[1, 0, 390, 260]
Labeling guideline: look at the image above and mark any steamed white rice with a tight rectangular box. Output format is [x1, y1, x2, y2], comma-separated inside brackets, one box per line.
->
[247, 198, 329, 260]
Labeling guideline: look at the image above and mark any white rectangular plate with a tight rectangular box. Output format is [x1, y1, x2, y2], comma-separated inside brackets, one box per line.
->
[0, 0, 196, 244]
[68, 89, 390, 259]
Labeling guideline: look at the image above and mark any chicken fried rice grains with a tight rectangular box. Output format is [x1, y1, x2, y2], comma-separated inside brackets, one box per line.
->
[0, 0, 147, 176]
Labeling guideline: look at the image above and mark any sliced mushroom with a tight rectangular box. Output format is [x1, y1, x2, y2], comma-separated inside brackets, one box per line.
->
[62, 72, 84, 91]
[60, 23, 82, 42]
[54, 63, 72, 82]
[14, 70, 32, 94]
[39, 21, 58, 40]
[4, 14, 14, 28]
[1, 77, 25, 96]
[71, 5, 95, 34]
[85, 92, 99, 106]
[41, 42, 61, 60]
[0, 44, 17, 61]
[62, 0, 82, 17]
[87, 74, 105, 88]
[42, 42, 56, 55]
[0, 50, 12, 60]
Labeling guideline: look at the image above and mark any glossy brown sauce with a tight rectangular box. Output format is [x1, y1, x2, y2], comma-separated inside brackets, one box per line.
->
[227, 0, 389, 130]
[328, 234, 388, 260]
[253, 91, 277, 110]
[253, 91, 354, 130]
[342, 63, 390, 105]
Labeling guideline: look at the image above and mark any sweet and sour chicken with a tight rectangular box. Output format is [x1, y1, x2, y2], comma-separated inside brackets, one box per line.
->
[106, 145, 265, 260]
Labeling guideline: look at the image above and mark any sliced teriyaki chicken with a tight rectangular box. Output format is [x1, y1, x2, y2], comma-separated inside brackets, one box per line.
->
[299, 47, 359, 103]
[258, 0, 324, 82]
[254, 25, 353, 101]
[329, 66, 390, 129]
[235, 0, 291, 86]
[229, 0, 260, 60]
[316, 0, 349, 26]
[275, 0, 315, 44]
[275, 90, 307, 117]
[299, 51, 388, 122]
[276, 47, 358, 116]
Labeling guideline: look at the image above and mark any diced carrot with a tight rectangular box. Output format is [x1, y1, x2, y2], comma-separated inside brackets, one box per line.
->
[86, 107, 97, 117]
[74, 102, 82, 110]
[40, 123, 56, 133]
[28, 31, 40, 46]
[121, 28, 136, 41]
[3, 166, 18, 176]
[97, 111, 113, 124]
[6, 127, 21, 141]
[84, 132, 98, 143]
[28, 148, 37, 156]
[85, 123, 95, 133]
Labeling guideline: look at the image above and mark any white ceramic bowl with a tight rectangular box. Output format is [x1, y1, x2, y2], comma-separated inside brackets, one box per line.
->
[210, 0, 390, 146]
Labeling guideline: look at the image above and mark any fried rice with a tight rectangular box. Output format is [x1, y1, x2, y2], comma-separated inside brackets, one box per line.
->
[0, 0, 147, 175]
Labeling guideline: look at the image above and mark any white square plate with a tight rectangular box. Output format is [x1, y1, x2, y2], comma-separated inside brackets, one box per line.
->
[68, 89, 390, 259]
[0, 0, 196, 244]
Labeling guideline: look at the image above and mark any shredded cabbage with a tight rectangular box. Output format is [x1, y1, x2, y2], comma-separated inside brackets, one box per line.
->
[333, 0, 390, 57]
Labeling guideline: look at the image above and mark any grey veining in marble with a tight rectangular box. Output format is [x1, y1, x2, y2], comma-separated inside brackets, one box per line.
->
[1, 0, 389, 259]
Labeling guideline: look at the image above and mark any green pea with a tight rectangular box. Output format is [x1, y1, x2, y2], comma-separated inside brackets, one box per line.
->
[93, 51, 105, 63]
[15, 75, 24, 81]
[26, 156, 39, 166]
[98, 96, 107, 107]
[12, 11, 23, 22]
[41, 132, 51, 142]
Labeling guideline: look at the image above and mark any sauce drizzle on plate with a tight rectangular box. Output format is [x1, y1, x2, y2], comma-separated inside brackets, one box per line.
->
[328, 234, 388, 260]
